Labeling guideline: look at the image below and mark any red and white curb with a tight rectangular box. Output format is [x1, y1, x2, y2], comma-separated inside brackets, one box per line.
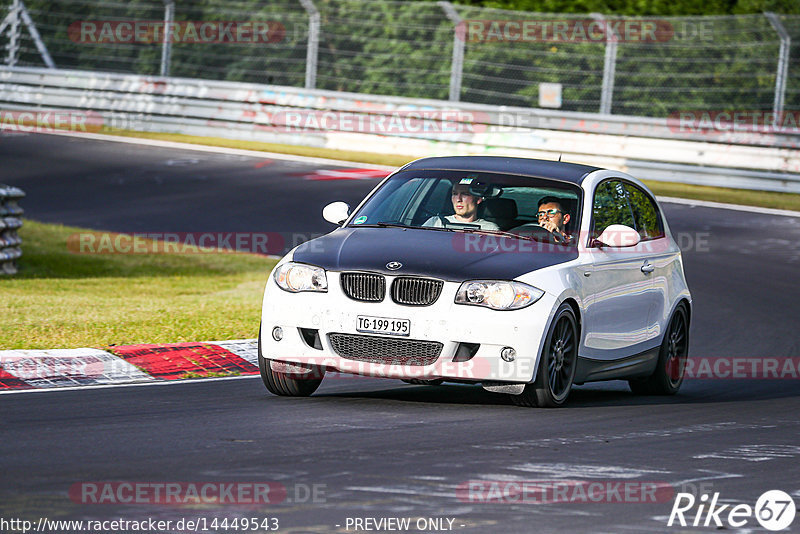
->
[0, 339, 260, 392]
[296, 168, 391, 181]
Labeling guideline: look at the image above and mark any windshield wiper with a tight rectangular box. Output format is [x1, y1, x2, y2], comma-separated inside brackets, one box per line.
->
[372, 221, 414, 229]
[455, 228, 533, 241]
[376, 221, 412, 228]
[355, 221, 419, 230]
[358, 222, 470, 234]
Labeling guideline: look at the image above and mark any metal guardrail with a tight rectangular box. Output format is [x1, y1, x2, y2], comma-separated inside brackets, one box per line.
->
[2, 66, 799, 149]
[0, 184, 24, 275]
[1, 66, 799, 193]
[1, 1, 798, 120]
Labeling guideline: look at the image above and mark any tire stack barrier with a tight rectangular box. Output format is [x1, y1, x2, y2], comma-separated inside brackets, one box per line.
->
[0, 184, 24, 275]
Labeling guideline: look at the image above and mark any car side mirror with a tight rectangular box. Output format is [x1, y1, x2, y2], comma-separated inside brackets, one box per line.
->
[322, 201, 350, 226]
[595, 224, 641, 248]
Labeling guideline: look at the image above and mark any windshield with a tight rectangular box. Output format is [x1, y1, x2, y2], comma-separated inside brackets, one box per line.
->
[348, 169, 582, 244]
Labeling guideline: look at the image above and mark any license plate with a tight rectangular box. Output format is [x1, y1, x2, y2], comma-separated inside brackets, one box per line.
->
[357, 315, 411, 337]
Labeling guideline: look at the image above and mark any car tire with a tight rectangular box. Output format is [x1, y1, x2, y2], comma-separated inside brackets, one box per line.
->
[511, 303, 578, 408]
[628, 304, 689, 395]
[257, 325, 324, 397]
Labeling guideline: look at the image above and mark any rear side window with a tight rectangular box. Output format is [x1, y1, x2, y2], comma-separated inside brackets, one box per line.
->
[624, 183, 665, 240]
[592, 180, 634, 238]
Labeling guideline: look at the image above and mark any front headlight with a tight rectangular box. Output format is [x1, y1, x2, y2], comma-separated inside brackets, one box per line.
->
[273, 262, 328, 293]
[455, 280, 543, 310]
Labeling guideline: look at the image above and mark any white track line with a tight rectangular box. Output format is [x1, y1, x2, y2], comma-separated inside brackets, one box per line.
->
[657, 196, 800, 218]
[38, 130, 397, 170]
[39, 130, 800, 217]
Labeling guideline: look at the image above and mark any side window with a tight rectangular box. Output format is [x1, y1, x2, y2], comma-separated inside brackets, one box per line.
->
[624, 183, 664, 240]
[592, 180, 634, 238]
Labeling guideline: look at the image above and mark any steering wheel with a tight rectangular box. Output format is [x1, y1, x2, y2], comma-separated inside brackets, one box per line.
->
[414, 206, 450, 227]
[416, 206, 438, 218]
[509, 223, 567, 245]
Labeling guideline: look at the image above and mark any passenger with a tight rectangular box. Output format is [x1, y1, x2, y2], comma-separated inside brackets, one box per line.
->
[537, 196, 572, 243]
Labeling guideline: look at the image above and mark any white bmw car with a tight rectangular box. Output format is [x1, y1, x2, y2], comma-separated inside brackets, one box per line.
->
[258, 156, 691, 407]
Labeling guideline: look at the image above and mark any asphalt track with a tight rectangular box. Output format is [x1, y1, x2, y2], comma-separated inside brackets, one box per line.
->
[2, 132, 800, 533]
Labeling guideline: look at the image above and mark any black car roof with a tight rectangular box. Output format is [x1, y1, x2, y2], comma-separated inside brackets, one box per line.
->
[399, 156, 602, 184]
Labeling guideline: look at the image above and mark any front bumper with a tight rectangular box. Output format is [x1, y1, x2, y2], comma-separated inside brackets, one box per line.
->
[260, 271, 558, 383]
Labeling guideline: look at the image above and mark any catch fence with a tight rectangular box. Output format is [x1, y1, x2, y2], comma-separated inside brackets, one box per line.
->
[1, 0, 797, 119]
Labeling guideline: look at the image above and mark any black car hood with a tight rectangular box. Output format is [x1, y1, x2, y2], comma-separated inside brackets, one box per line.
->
[292, 227, 577, 281]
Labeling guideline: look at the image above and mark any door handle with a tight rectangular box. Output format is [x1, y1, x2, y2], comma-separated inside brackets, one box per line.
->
[641, 262, 655, 274]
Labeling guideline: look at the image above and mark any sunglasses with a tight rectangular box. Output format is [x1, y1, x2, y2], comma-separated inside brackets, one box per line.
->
[537, 209, 563, 218]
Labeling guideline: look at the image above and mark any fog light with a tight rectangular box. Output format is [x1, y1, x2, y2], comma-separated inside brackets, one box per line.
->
[500, 347, 516, 362]
[272, 327, 283, 341]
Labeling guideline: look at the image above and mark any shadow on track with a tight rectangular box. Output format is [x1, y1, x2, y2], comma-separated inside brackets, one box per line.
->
[271, 379, 800, 409]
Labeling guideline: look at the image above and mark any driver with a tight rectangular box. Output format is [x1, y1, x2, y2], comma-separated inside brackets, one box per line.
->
[424, 183, 499, 230]
[537, 196, 572, 242]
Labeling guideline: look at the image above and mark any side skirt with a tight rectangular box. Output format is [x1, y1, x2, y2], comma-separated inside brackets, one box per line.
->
[573, 347, 660, 385]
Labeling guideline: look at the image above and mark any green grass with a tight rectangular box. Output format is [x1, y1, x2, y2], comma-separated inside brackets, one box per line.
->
[105, 128, 800, 212]
[0, 220, 276, 349]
